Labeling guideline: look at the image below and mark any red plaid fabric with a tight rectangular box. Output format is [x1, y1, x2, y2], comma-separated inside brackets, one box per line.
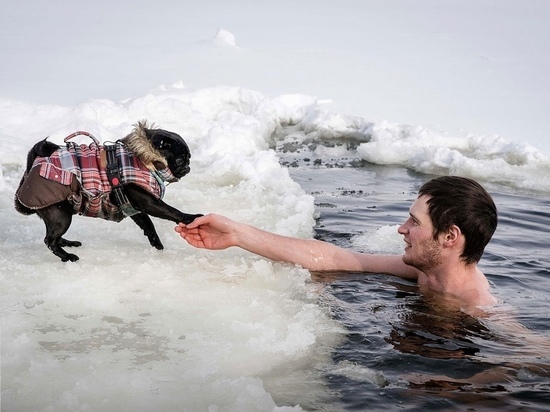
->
[32, 142, 164, 221]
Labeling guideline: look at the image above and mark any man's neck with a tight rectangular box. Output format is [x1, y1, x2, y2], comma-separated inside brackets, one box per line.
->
[419, 262, 474, 291]
[417, 262, 495, 310]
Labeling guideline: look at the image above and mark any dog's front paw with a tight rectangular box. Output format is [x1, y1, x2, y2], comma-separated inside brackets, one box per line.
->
[149, 237, 164, 250]
[181, 213, 204, 225]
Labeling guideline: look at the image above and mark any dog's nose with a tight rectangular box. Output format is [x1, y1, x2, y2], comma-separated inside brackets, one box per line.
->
[174, 165, 190, 177]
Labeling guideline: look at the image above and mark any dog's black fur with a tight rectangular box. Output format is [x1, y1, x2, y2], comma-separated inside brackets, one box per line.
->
[15, 124, 202, 262]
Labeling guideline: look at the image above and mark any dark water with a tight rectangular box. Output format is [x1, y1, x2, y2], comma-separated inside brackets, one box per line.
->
[280, 152, 550, 411]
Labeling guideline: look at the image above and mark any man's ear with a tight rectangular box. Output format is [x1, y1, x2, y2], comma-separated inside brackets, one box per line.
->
[443, 225, 462, 246]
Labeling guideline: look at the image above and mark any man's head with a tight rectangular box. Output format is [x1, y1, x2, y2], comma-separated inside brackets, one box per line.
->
[418, 176, 497, 265]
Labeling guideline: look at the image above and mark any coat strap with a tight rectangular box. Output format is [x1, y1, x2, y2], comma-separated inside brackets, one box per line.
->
[104, 144, 140, 217]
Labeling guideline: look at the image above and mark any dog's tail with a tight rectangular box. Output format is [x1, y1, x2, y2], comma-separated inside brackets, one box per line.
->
[15, 138, 61, 215]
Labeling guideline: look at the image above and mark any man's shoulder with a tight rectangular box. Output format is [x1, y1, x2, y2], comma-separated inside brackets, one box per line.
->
[461, 286, 497, 312]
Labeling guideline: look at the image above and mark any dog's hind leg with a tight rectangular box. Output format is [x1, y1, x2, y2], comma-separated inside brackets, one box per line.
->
[130, 213, 164, 250]
[37, 201, 80, 262]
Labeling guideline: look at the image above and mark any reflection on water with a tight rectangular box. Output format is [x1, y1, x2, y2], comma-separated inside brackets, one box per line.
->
[384, 283, 492, 361]
[317, 274, 550, 411]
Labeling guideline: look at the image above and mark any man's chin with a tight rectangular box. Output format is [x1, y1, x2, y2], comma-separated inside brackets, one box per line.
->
[401, 253, 415, 268]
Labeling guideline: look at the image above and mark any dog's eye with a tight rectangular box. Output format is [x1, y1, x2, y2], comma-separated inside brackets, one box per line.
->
[175, 158, 185, 166]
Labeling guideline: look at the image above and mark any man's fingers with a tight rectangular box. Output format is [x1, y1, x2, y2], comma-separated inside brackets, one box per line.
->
[181, 214, 210, 229]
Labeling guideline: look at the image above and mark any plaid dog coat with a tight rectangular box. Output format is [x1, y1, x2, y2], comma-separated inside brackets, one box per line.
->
[17, 137, 176, 222]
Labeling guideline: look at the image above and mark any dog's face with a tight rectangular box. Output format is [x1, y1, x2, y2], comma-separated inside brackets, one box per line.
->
[147, 128, 191, 179]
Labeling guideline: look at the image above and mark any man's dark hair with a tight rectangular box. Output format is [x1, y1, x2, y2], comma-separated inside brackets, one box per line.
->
[418, 176, 497, 265]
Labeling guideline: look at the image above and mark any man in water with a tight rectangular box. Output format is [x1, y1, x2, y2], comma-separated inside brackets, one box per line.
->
[175, 176, 498, 312]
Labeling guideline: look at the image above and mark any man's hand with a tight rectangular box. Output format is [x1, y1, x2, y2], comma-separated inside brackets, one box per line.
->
[175, 213, 238, 250]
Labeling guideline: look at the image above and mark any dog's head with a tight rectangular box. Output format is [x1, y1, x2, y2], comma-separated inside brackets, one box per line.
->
[147, 128, 191, 179]
[121, 121, 192, 180]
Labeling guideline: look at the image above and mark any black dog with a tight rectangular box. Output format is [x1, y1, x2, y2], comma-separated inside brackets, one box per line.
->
[15, 121, 202, 262]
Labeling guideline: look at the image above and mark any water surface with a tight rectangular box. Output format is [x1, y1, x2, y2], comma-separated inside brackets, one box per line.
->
[282, 150, 550, 411]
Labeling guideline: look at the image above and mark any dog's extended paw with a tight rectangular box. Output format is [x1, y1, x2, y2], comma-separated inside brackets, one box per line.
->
[181, 213, 204, 225]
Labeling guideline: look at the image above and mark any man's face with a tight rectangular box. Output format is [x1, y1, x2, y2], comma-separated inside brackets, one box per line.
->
[398, 195, 443, 272]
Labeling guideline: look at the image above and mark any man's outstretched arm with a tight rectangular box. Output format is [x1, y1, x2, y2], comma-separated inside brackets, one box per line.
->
[175, 213, 418, 279]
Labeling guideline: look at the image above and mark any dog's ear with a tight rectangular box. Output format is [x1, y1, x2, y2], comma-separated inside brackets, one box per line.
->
[147, 131, 169, 170]
[148, 128, 162, 149]
[147, 129, 175, 152]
